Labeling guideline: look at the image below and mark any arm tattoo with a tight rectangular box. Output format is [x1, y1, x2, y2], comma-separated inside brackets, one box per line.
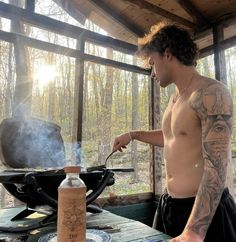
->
[187, 83, 233, 238]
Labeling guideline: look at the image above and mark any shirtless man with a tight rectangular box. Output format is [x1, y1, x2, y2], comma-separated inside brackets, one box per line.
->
[112, 23, 236, 242]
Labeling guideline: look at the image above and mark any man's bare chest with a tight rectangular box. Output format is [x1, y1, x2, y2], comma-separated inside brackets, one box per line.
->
[162, 100, 200, 139]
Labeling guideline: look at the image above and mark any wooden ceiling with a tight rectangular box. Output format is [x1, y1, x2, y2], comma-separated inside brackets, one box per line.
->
[55, 0, 236, 53]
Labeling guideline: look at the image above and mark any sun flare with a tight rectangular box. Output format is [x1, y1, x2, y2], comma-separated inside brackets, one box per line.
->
[34, 64, 57, 89]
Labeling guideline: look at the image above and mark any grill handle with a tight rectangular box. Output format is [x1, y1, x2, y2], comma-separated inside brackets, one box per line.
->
[24, 172, 58, 208]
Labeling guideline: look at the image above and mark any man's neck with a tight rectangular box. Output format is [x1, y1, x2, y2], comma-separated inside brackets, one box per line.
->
[173, 66, 198, 93]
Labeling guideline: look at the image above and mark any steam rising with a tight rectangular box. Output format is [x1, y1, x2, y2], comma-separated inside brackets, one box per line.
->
[71, 142, 86, 170]
[0, 117, 66, 168]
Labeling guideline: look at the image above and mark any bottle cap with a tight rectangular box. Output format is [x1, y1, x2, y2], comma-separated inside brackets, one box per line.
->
[64, 166, 81, 173]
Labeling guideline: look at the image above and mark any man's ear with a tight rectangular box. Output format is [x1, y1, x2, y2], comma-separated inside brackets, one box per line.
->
[164, 48, 172, 61]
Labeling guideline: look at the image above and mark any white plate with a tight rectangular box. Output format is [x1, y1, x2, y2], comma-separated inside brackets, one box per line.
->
[86, 229, 112, 242]
[38, 229, 112, 242]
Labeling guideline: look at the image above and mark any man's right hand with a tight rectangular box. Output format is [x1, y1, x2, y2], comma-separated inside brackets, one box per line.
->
[112, 132, 132, 152]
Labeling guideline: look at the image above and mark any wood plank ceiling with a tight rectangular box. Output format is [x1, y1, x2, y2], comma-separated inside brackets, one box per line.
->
[55, 0, 236, 53]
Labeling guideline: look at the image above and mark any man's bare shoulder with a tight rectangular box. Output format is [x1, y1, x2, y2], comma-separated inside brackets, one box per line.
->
[194, 76, 228, 92]
[190, 76, 233, 119]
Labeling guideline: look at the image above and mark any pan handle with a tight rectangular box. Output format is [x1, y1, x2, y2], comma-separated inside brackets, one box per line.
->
[105, 150, 116, 166]
[86, 169, 114, 205]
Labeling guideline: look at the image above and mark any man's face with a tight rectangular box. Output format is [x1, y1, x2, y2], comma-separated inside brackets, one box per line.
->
[148, 52, 172, 88]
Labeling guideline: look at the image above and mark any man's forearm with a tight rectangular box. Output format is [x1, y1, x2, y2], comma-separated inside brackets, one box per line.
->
[130, 130, 164, 147]
[184, 130, 230, 238]
[185, 160, 227, 239]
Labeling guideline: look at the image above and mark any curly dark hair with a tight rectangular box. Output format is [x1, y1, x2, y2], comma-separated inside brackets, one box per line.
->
[137, 22, 198, 66]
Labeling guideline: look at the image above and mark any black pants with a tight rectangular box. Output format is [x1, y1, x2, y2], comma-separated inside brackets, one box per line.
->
[156, 188, 236, 242]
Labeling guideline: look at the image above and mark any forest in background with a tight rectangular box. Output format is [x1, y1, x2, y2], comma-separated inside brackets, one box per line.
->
[0, 0, 235, 208]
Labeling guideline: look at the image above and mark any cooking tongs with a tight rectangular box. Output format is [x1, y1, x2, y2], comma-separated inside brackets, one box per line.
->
[87, 151, 134, 172]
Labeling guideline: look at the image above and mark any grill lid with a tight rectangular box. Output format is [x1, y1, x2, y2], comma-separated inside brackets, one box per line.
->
[0, 117, 66, 168]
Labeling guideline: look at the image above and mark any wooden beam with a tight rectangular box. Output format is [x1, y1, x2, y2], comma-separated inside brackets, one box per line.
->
[0, 30, 80, 58]
[199, 35, 236, 59]
[123, 0, 195, 28]
[0, 2, 84, 37]
[88, 0, 144, 37]
[84, 31, 137, 54]
[96, 192, 153, 207]
[52, 0, 86, 25]
[194, 13, 236, 41]
[176, 0, 210, 26]
[84, 53, 151, 75]
[0, 30, 150, 75]
[0, 2, 136, 55]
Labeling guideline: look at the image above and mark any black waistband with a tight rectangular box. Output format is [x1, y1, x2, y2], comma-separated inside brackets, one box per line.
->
[163, 187, 230, 205]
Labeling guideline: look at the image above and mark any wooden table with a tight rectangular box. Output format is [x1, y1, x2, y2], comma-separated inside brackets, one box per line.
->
[0, 206, 171, 241]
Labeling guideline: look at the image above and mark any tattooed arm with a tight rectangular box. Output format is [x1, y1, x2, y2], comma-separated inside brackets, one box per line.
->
[172, 82, 233, 242]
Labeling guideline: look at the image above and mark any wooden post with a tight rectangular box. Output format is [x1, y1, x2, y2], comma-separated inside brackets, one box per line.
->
[72, 33, 85, 166]
[25, 0, 35, 12]
[150, 76, 162, 200]
[213, 25, 227, 85]
[131, 57, 139, 182]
